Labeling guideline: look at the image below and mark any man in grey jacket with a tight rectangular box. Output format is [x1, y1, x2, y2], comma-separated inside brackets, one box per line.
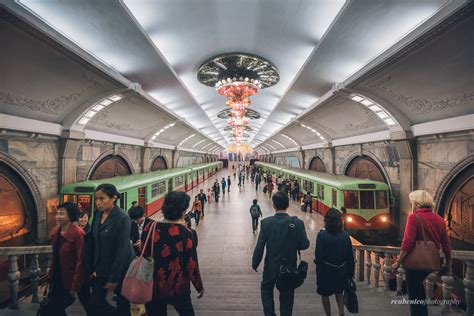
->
[252, 192, 310, 316]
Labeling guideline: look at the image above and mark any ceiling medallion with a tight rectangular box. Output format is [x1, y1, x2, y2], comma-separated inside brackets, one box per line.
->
[198, 53, 279, 146]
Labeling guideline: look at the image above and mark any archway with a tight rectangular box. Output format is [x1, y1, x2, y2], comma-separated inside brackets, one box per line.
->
[345, 156, 387, 183]
[150, 156, 168, 171]
[309, 157, 326, 172]
[89, 155, 132, 180]
[0, 162, 37, 245]
[437, 162, 474, 250]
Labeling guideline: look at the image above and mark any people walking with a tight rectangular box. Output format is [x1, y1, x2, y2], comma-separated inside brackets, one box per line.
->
[304, 192, 313, 213]
[255, 173, 261, 191]
[142, 191, 204, 315]
[267, 181, 274, 198]
[249, 199, 263, 234]
[221, 177, 227, 195]
[315, 208, 355, 316]
[87, 184, 135, 316]
[197, 189, 207, 217]
[43, 202, 84, 316]
[129, 206, 153, 256]
[252, 192, 310, 316]
[392, 190, 451, 316]
[227, 175, 231, 192]
[191, 195, 203, 226]
[213, 180, 220, 202]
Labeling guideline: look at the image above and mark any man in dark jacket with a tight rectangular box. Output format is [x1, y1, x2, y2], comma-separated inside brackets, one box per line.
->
[227, 175, 231, 192]
[252, 192, 310, 316]
[197, 189, 208, 217]
[129, 206, 153, 256]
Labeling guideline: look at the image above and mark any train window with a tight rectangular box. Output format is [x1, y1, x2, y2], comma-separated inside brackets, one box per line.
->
[158, 181, 166, 195]
[151, 183, 159, 198]
[176, 176, 183, 186]
[317, 184, 324, 200]
[344, 191, 359, 209]
[304, 180, 313, 193]
[360, 191, 375, 209]
[332, 189, 337, 207]
[376, 191, 388, 209]
[62, 194, 77, 203]
[77, 195, 92, 217]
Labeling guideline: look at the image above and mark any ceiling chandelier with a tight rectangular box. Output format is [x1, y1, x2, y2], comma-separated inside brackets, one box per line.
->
[198, 53, 279, 146]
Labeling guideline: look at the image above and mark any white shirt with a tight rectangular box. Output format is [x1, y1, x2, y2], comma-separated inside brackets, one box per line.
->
[138, 221, 145, 239]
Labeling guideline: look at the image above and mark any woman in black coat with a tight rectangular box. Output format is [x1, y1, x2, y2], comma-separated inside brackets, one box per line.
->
[86, 183, 135, 316]
[315, 208, 355, 316]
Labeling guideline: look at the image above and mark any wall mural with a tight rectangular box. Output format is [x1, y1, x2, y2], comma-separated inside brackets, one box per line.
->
[274, 156, 300, 168]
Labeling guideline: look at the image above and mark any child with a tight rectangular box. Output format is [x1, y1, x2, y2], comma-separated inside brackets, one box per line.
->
[208, 188, 212, 204]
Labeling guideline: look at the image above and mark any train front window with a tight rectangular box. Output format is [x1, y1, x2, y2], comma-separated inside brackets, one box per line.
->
[77, 195, 92, 216]
[376, 191, 388, 209]
[344, 191, 359, 209]
[360, 191, 375, 209]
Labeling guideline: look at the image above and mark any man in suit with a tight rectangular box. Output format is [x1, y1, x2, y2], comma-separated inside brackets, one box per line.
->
[129, 206, 153, 256]
[252, 192, 310, 316]
[197, 189, 208, 218]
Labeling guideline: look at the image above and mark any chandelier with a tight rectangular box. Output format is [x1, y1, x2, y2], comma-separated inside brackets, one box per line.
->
[198, 53, 279, 146]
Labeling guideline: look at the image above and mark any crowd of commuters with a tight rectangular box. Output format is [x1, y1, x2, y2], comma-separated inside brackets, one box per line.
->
[45, 162, 451, 316]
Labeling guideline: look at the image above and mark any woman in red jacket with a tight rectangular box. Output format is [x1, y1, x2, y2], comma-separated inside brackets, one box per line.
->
[392, 190, 451, 316]
[48, 202, 85, 315]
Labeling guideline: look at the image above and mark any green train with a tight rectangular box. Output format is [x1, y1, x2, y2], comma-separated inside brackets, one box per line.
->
[59, 162, 223, 218]
[255, 162, 390, 233]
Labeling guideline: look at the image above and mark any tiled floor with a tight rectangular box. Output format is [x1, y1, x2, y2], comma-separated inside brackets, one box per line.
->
[151, 167, 326, 276]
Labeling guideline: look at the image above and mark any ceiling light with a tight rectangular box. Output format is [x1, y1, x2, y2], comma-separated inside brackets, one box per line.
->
[376, 111, 389, 119]
[351, 95, 364, 102]
[84, 110, 97, 118]
[100, 99, 113, 106]
[361, 99, 373, 106]
[384, 118, 396, 126]
[78, 117, 90, 125]
[92, 104, 105, 111]
[109, 95, 122, 102]
[369, 105, 381, 112]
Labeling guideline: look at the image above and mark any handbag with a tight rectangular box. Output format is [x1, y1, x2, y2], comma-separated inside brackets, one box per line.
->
[403, 214, 440, 271]
[122, 220, 158, 304]
[276, 217, 308, 291]
[344, 277, 359, 314]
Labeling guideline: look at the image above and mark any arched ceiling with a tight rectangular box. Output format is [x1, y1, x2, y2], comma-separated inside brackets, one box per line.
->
[1, 0, 473, 155]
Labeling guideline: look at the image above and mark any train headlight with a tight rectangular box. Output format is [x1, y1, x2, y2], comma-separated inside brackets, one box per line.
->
[346, 216, 353, 223]
[381, 216, 388, 222]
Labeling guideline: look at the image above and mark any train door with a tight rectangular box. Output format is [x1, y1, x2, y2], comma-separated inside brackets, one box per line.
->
[168, 178, 173, 193]
[138, 186, 146, 208]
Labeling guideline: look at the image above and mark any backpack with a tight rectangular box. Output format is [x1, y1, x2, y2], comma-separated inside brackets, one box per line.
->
[250, 205, 260, 217]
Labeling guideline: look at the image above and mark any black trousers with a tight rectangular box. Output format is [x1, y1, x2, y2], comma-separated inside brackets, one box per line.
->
[88, 277, 130, 316]
[252, 216, 259, 232]
[405, 269, 430, 316]
[145, 295, 195, 316]
[77, 278, 92, 314]
[261, 276, 295, 316]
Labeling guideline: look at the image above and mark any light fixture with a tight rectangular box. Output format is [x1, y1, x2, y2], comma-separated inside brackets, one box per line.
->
[178, 134, 196, 147]
[77, 94, 123, 125]
[151, 122, 177, 140]
[300, 124, 325, 140]
[280, 134, 298, 147]
[350, 94, 397, 127]
[198, 53, 279, 147]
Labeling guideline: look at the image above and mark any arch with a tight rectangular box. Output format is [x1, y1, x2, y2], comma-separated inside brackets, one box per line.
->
[88, 154, 132, 180]
[435, 155, 474, 249]
[150, 155, 168, 171]
[344, 155, 388, 184]
[309, 156, 326, 172]
[0, 152, 44, 244]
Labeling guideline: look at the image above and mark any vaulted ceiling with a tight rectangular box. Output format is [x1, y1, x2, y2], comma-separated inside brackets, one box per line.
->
[1, 0, 473, 155]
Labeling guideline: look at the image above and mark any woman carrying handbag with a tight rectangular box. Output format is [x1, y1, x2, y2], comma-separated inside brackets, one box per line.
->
[392, 190, 452, 316]
[38, 202, 84, 316]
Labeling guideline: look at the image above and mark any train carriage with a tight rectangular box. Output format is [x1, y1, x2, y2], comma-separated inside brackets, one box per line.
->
[59, 162, 222, 218]
[255, 162, 390, 233]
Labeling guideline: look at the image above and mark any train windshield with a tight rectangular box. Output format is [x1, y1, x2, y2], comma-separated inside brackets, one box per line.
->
[375, 191, 388, 209]
[360, 191, 375, 209]
[61, 194, 93, 216]
[344, 191, 359, 209]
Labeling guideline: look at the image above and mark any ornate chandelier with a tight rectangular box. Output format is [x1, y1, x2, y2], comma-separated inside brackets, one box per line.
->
[198, 53, 279, 146]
